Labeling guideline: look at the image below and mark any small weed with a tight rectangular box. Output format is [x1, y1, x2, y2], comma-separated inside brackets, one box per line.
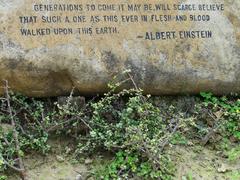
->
[196, 92, 240, 143]
[0, 175, 7, 180]
[227, 146, 240, 162]
[94, 151, 174, 180]
[182, 172, 193, 180]
[171, 132, 188, 145]
[226, 170, 240, 180]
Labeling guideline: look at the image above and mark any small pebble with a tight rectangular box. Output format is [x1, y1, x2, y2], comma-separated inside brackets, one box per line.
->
[56, 155, 65, 163]
[76, 174, 82, 180]
[84, 158, 93, 165]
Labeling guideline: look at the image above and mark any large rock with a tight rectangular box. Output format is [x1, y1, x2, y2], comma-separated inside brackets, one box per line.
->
[0, 0, 239, 96]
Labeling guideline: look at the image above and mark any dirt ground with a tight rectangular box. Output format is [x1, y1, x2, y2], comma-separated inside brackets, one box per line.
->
[174, 146, 240, 180]
[4, 138, 240, 180]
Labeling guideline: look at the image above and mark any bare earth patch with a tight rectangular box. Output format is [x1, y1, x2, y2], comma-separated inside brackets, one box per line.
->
[5, 140, 240, 180]
[174, 146, 240, 180]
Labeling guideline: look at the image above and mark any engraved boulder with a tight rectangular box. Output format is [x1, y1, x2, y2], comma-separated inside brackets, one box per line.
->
[0, 0, 239, 96]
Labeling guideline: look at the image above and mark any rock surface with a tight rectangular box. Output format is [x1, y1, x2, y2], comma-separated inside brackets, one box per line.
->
[0, 0, 239, 97]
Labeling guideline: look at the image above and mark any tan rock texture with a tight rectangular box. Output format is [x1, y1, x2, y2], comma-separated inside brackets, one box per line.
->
[0, 0, 239, 97]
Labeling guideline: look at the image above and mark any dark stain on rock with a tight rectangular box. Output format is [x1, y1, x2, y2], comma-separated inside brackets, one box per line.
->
[227, 12, 240, 27]
[102, 51, 121, 75]
[124, 58, 202, 94]
[124, 59, 144, 88]
[227, 12, 240, 45]
[234, 46, 240, 86]
[46, 70, 75, 96]
[6, 39, 18, 48]
[123, 58, 178, 90]
[0, 42, 3, 50]
[3, 57, 25, 70]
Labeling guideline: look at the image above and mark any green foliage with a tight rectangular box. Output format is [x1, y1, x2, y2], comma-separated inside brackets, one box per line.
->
[0, 81, 239, 179]
[182, 172, 193, 180]
[76, 81, 180, 179]
[198, 92, 240, 141]
[0, 88, 90, 174]
[195, 92, 240, 165]
[95, 151, 174, 180]
[227, 171, 240, 180]
[200, 92, 240, 113]
[0, 93, 51, 172]
[171, 132, 188, 145]
[227, 146, 240, 162]
[0, 175, 7, 180]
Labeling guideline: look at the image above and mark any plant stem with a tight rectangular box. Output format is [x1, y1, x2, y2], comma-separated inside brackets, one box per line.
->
[3, 80, 26, 179]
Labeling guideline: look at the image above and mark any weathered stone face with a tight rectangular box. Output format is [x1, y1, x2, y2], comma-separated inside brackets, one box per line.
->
[0, 0, 239, 96]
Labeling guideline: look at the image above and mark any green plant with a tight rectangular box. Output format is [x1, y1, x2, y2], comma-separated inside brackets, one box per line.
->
[196, 92, 240, 142]
[227, 146, 240, 162]
[0, 82, 51, 177]
[0, 175, 7, 180]
[182, 172, 193, 180]
[171, 132, 188, 145]
[0, 78, 239, 179]
[95, 150, 174, 180]
[227, 170, 240, 180]
[75, 75, 183, 179]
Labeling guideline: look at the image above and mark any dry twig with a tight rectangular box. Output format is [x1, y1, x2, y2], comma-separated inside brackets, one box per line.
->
[3, 80, 26, 179]
[201, 111, 223, 146]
